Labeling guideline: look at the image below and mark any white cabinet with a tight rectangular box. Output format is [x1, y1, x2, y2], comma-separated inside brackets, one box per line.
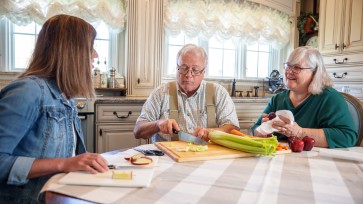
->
[323, 53, 363, 101]
[126, 0, 163, 96]
[95, 103, 148, 153]
[319, 0, 363, 55]
[234, 100, 268, 135]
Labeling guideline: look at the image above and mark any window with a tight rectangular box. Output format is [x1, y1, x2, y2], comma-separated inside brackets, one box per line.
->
[164, 33, 279, 79]
[0, 18, 114, 73]
[245, 43, 271, 78]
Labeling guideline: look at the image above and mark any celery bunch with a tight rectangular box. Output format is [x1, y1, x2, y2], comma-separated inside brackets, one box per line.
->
[208, 130, 278, 156]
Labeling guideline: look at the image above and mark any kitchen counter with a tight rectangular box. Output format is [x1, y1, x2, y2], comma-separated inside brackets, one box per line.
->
[95, 96, 271, 104]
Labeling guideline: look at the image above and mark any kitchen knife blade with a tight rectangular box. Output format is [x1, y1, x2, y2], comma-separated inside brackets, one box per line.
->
[172, 129, 208, 145]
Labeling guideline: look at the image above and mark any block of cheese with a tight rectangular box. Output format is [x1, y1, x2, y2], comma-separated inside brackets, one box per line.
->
[112, 170, 133, 180]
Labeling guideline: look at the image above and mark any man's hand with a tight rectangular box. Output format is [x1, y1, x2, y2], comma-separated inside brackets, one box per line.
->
[193, 126, 210, 142]
[157, 119, 179, 135]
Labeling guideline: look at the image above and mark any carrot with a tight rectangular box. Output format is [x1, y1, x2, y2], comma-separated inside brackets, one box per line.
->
[230, 129, 246, 136]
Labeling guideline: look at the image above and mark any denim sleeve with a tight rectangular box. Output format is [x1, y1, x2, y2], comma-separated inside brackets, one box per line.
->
[0, 79, 41, 185]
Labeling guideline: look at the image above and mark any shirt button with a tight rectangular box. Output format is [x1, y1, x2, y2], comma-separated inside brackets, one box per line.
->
[187, 113, 190, 116]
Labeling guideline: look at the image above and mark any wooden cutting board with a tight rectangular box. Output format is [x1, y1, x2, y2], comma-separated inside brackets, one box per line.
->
[155, 141, 291, 162]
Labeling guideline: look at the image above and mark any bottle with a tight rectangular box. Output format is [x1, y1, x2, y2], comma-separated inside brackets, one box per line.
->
[93, 59, 101, 88]
[109, 67, 116, 88]
[100, 72, 108, 88]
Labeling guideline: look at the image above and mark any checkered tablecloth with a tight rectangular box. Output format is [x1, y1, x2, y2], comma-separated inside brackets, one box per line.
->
[40, 144, 363, 204]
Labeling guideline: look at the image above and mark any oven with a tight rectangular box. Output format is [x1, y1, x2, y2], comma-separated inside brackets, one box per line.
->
[75, 99, 95, 153]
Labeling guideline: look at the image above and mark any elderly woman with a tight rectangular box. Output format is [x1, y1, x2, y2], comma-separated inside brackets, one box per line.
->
[252, 46, 358, 148]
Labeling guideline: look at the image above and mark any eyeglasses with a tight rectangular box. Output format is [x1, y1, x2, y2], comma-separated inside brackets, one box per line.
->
[283, 63, 313, 74]
[177, 64, 205, 76]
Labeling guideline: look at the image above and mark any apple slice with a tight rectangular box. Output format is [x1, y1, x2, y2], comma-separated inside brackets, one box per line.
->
[131, 156, 153, 165]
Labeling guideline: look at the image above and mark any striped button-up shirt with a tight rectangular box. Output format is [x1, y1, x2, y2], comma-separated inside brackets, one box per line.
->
[136, 80, 239, 142]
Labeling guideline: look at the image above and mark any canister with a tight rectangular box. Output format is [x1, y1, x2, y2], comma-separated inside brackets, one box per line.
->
[100, 73, 108, 88]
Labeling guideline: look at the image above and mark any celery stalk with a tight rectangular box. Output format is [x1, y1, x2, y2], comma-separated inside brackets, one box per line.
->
[208, 130, 278, 156]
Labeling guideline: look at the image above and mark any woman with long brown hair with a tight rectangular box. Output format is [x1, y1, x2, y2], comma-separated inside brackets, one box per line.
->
[0, 14, 109, 203]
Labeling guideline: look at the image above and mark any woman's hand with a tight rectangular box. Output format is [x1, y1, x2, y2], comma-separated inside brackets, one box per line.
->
[272, 115, 302, 138]
[61, 153, 109, 174]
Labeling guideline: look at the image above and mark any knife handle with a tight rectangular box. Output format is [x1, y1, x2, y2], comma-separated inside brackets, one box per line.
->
[172, 128, 178, 134]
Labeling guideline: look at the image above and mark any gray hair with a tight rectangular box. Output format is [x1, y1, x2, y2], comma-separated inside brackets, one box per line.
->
[286, 46, 333, 95]
[176, 44, 208, 68]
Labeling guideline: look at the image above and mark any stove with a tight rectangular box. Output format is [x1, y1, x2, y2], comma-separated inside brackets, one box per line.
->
[75, 98, 95, 153]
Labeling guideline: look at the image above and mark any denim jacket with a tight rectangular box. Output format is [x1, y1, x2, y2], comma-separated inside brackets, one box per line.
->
[0, 76, 86, 203]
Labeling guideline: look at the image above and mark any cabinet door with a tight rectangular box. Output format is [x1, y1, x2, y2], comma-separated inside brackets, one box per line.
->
[319, 0, 344, 54]
[239, 121, 257, 135]
[96, 124, 148, 153]
[343, 0, 363, 53]
[126, 0, 163, 96]
[234, 102, 267, 135]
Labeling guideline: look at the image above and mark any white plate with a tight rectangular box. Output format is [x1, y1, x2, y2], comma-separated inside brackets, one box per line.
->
[58, 154, 159, 187]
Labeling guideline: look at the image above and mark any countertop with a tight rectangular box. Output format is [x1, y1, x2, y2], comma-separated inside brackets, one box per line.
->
[95, 96, 271, 104]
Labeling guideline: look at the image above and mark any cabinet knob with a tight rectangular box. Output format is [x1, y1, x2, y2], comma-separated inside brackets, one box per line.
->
[342, 43, 346, 49]
[335, 44, 339, 50]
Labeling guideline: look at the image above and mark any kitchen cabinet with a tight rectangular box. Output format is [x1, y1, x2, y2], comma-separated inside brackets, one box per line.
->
[319, 0, 363, 55]
[126, 0, 163, 96]
[323, 53, 363, 101]
[234, 100, 268, 135]
[95, 103, 148, 153]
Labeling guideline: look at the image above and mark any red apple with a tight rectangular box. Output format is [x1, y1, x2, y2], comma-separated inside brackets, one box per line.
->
[303, 136, 315, 151]
[287, 136, 299, 146]
[268, 112, 277, 120]
[290, 139, 304, 152]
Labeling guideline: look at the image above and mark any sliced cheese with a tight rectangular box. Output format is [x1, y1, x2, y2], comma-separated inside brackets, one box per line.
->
[112, 170, 133, 180]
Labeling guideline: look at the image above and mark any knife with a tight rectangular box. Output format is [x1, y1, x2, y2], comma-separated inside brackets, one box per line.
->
[172, 129, 208, 145]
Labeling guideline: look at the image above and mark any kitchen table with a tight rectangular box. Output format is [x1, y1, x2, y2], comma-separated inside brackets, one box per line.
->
[41, 144, 363, 204]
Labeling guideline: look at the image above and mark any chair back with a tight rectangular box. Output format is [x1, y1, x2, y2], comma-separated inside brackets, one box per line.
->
[341, 92, 363, 146]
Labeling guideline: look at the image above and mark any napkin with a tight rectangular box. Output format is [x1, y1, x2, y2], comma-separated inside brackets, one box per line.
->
[256, 110, 294, 135]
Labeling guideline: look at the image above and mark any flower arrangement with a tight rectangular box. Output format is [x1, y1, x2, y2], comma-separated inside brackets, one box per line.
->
[297, 12, 319, 46]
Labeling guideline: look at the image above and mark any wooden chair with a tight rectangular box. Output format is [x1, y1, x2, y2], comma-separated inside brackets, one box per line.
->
[341, 92, 363, 146]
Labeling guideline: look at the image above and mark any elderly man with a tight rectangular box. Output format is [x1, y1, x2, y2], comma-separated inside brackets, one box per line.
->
[133, 44, 239, 143]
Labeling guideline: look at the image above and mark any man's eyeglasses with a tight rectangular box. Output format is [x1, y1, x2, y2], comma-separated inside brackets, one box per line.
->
[177, 64, 205, 76]
[283, 63, 313, 74]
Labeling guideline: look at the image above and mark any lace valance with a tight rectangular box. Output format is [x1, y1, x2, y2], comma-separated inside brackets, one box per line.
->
[0, 0, 126, 32]
[164, 0, 291, 48]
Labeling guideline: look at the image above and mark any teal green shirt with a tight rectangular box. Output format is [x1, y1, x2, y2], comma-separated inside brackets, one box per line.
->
[251, 87, 358, 148]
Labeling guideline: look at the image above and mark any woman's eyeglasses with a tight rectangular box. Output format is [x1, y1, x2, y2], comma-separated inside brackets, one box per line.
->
[177, 64, 205, 76]
[283, 63, 313, 74]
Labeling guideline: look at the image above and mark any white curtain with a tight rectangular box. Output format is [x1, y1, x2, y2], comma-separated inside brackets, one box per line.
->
[0, 0, 127, 32]
[164, 0, 291, 48]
